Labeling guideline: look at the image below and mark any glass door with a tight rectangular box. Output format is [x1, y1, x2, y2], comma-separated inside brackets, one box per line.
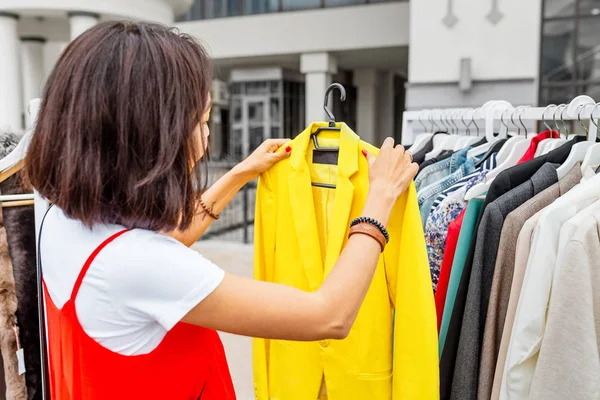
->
[242, 96, 270, 158]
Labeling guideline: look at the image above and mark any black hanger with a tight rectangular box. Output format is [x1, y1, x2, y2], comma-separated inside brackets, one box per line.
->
[311, 83, 346, 189]
[311, 83, 346, 151]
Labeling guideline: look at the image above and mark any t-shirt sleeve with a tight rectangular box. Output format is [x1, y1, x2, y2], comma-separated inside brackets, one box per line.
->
[102, 232, 225, 331]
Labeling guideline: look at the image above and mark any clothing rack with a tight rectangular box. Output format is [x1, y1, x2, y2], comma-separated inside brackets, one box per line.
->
[402, 95, 600, 146]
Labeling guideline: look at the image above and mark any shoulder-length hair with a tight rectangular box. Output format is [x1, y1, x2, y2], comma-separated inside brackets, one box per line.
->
[25, 21, 212, 232]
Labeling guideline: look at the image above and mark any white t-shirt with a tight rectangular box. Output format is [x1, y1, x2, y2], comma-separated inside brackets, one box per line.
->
[41, 206, 225, 355]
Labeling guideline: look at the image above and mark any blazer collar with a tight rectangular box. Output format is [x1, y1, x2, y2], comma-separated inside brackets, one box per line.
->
[288, 122, 360, 289]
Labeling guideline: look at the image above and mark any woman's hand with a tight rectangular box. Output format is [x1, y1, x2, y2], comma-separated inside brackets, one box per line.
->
[361, 137, 418, 227]
[365, 137, 418, 202]
[234, 138, 292, 181]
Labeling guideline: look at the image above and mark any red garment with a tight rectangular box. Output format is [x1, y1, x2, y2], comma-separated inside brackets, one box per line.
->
[435, 209, 466, 331]
[517, 130, 559, 164]
[44, 229, 236, 400]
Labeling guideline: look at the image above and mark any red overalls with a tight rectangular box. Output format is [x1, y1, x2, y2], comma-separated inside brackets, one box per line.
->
[43, 229, 236, 399]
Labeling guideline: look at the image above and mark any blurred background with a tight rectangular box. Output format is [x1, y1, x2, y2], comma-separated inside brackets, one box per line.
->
[0, 0, 598, 241]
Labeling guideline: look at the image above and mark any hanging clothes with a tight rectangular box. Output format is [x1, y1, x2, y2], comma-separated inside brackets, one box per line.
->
[0, 219, 27, 400]
[416, 150, 455, 177]
[415, 147, 469, 192]
[253, 122, 438, 400]
[490, 209, 543, 400]
[439, 136, 587, 399]
[501, 168, 600, 399]
[418, 158, 477, 227]
[450, 163, 561, 400]
[516, 130, 559, 164]
[528, 200, 600, 400]
[0, 131, 41, 400]
[438, 198, 484, 357]
[435, 209, 464, 331]
[412, 132, 448, 166]
[425, 154, 499, 291]
[479, 163, 582, 400]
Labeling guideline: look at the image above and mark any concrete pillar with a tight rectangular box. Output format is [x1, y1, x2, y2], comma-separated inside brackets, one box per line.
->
[0, 12, 22, 132]
[21, 37, 46, 128]
[300, 52, 338, 125]
[68, 12, 99, 41]
[377, 71, 395, 144]
[354, 68, 378, 145]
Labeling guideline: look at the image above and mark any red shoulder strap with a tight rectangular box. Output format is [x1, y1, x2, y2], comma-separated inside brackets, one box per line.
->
[70, 229, 130, 301]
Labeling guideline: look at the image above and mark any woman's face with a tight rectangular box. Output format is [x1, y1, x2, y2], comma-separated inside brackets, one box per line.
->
[194, 94, 212, 161]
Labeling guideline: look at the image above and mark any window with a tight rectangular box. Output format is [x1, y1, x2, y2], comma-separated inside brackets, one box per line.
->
[177, 0, 406, 20]
[539, 0, 600, 105]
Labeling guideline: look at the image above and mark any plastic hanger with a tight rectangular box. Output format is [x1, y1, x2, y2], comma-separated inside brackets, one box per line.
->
[408, 110, 434, 153]
[581, 102, 600, 173]
[454, 109, 482, 150]
[0, 99, 41, 206]
[491, 107, 527, 165]
[534, 104, 559, 157]
[425, 110, 455, 160]
[467, 101, 512, 158]
[464, 106, 530, 200]
[556, 101, 597, 179]
[310, 83, 345, 189]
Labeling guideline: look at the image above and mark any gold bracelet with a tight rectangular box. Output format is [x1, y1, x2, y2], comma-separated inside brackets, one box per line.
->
[199, 197, 219, 220]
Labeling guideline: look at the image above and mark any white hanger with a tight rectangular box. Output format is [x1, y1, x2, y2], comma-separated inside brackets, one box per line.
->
[534, 104, 561, 157]
[542, 138, 567, 155]
[408, 110, 434, 153]
[467, 112, 493, 157]
[556, 98, 597, 179]
[0, 98, 40, 175]
[464, 106, 530, 201]
[0, 98, 41, 203]
[580, 102, 600, 173]
[425, 109, 457, 160]
[493, 106, 528, 164]
[467, 101, 512, 158]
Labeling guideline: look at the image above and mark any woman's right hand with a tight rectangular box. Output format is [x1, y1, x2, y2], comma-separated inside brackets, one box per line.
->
[365, 137, 419, 203]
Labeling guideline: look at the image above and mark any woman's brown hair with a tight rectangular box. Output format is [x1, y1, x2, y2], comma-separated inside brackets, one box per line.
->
[25, 21, 212, 232]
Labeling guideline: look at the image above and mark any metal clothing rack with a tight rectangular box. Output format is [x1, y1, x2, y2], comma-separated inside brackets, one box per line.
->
[401, 95, 600, 146]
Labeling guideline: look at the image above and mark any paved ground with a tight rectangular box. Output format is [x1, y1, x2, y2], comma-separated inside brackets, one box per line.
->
[191, 240, 255, 400]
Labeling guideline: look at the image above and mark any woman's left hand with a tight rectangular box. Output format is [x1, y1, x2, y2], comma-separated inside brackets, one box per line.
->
[235, 138, 292, 181]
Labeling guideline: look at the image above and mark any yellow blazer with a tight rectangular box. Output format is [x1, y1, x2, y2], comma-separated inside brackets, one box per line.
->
[253, 122, 439, 400]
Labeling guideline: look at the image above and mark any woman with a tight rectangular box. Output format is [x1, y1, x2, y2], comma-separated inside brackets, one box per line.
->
[25, 21, 418, 399]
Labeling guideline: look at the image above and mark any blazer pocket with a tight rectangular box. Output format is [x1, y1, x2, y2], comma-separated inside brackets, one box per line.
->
[357, 370, 393, 380]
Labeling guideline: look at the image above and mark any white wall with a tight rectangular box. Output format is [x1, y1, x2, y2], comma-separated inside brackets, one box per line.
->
[408, 0, 542, 83]
[177, 2, 409, 60]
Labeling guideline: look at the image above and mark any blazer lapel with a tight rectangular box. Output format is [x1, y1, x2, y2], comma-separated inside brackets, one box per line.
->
[324, 124, 359, 277]
[288, 127, 324, 291]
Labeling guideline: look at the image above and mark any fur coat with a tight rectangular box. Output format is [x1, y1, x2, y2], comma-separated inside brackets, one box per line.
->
[0, 132, 40, 400]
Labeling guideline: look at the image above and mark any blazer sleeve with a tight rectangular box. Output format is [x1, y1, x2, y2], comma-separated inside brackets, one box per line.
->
[385, 182, 440, 400]
[252, 171, 277, 400]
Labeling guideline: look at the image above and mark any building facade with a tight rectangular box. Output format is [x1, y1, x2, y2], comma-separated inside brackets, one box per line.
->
[0, 0, 598, 155]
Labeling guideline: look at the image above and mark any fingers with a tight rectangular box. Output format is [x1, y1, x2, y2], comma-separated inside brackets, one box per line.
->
[271, 146, 292, 161]
[381, 137, 395, 150]
[266, 138, 291, 150]
[363, 149, 376, 168]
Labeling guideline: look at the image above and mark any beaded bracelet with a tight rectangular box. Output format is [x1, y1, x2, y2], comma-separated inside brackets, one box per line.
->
[350, 216, 389, 243]
[199, 197, 220, 220]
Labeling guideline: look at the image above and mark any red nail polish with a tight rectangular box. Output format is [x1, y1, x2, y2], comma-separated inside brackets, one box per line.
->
[285, 146, 292, 153]
[362, 149, 368, 158]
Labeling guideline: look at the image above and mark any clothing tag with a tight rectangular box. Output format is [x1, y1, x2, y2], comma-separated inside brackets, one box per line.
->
[13, 325, 25, 375]
[312, 150, 339, 165]
[16, 349, 25, 375]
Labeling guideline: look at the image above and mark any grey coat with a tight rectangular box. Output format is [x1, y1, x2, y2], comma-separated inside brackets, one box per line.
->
[450, 163, 560, 400]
